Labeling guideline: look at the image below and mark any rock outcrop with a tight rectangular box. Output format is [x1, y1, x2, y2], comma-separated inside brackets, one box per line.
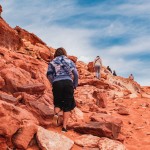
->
[0, 5, 2, 16]
[0, 5, 149, 150]
[0, 18, 23, 50]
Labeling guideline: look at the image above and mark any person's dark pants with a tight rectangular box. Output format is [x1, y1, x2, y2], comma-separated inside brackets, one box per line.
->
[52, 79, 76, 112]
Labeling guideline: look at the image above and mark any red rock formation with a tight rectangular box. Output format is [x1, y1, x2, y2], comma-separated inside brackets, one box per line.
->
[15, 26, 46, 45]
[0, 18, 23, 50]
[68, 55, 78, 63]
[93, 91, 107, 108]
[87, 61, 95, 72]
[0, 5, 2, 16]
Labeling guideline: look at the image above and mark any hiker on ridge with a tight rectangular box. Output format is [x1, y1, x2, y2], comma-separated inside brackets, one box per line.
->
[93, 56, 102, 79]
[107, 66, 112, 73]
[47, 47, 78, 132]
[129, 74, 134, 80]
[113, 70, 117, 76]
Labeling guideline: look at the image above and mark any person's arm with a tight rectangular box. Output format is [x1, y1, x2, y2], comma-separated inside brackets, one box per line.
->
[46, 63, 55, 84]
[72, 68, 78, 89]
[70, 61, 78, 89]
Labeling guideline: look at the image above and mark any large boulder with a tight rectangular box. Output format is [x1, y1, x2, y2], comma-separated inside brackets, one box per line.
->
[0, 91, 18, 104]
[68, 55, 78, 63]
[36, 127, 74, 150]
[0, 17, 23, 50]
[0, 64, 46, 95]
[74, 114, 122, 139]
[93, 91, 107, 108]
[26, 100, 54, 126]
[12, 124, 38, 150]
[98, 138, 126, 150]
[87, 62, 94, 72]
[17, 83, 46, 95]
[75, 134, 100, 148]
[0, 101, 38, 138]
[91, 114, 123, 139]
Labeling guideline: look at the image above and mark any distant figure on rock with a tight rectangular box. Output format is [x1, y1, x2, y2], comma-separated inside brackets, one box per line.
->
[107, 66, 112, 73]
[47, 47, 78, 132]
[113, 70, 117, 76]
[0, 5, 2, 17]
[93, 56, 102, 79]
[129, 74, 134, 80]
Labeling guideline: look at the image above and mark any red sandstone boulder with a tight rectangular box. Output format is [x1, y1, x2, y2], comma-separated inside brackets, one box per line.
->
[0, 101, 38, 138]
[87, 62, 94, 72]
[38, 45, 52, 62]
[26, 100, 54, 126]
[91, 114, 123, 139]
[98, 138, 126, 150]
[0, 65, 47, 95]
[93, 91, 107, 108]
[118, 107, 130, 115]
[0, 5, 2, 15]
[17, 83, 46, 95]
[36, 127, 74, 150]
[0, 66, 33, 93]
[0, 17, 23, 50]
[74, 113, 122, 139]
[79, 79, 111, 90]
[12, 124, 38, 150]
[0, 91, 19, 104]
[68, 55, 78, 63]
[15, 26, 46, 45]
[75, 134, 100, 148]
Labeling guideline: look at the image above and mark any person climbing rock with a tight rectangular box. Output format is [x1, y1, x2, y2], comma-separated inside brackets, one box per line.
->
[107, 66, 112, 73]
[47, 47, 78, 132]
[129, 74, 134, 80]
[113, 70, 117, 76]
[93, 56, 102, 79]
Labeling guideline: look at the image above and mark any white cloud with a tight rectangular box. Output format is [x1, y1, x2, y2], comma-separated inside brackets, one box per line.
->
[106, 36, 150, 56]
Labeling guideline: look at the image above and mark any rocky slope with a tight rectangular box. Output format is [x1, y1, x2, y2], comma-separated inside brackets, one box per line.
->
[0, 5, 150, 150]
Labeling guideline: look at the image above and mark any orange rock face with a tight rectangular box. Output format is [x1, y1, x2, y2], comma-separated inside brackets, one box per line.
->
[15, 26, 46, 45]
[87, 61, 95, 72]
[0, 18, 23, 50]
[68, 55, 78, 63]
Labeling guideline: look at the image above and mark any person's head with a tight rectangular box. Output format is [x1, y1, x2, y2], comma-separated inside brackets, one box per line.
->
[54, 47, 67, 58]
[96, 56, 100, 59]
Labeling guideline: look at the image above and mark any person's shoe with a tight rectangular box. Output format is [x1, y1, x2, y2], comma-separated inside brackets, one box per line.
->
[52, 114, 59, 126]
[62, 127, 67, 132]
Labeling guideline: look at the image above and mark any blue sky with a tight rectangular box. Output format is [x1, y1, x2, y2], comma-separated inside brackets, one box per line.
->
[0, 0, 150, 86]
